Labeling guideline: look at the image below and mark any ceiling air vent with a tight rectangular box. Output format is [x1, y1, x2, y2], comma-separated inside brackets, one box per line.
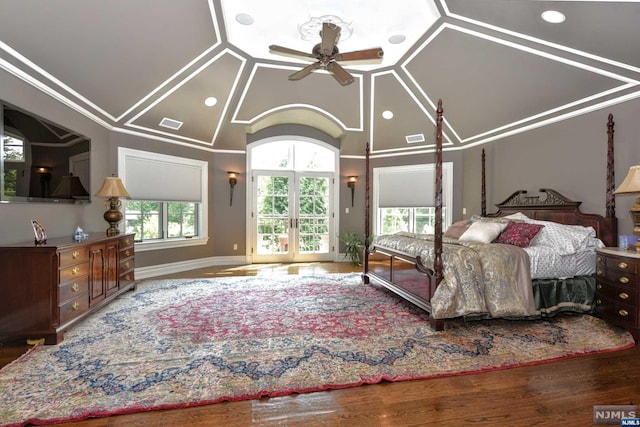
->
[159, 117, 183, 130]
[405, 133, 425, 144]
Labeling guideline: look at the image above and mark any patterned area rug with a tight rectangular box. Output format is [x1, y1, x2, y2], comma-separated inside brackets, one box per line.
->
[0, 273, 634, 426]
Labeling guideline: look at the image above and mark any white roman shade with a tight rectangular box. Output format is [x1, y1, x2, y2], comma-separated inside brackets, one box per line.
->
[118, 148, 207, 202]
[378, 168, 436, 208]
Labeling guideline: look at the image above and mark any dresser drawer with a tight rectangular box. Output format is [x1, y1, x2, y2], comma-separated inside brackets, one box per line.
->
[596, 281, 637, 304]
[596, 296, 638, 328]
[59, 247, 90, 267]
[59, 293, 89, 325]
[120, 256, 134, 272]
[598, 253, 638, 275]
[59, 261, 89, 283]
[59, 276, 89, 304]
[597, 268, 638, 287]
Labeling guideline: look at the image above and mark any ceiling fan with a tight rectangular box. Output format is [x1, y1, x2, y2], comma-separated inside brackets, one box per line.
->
[269, 22, 384, 86]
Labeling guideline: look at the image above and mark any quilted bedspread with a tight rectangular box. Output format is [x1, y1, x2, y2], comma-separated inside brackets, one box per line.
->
[372, 233, 536, 319]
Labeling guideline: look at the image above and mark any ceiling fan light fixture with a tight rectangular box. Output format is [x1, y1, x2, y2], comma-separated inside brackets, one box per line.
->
[235, 13, 254, 25]
[388, 35, 406, 45]
[541, 10, 565, 24]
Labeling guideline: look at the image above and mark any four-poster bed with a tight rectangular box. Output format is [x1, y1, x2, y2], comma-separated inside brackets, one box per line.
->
[362, 100, 618, 331]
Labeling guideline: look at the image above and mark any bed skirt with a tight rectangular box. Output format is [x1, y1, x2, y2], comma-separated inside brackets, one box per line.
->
[533, 275, 596, 316]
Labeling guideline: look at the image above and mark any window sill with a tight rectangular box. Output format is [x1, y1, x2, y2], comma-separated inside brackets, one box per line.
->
[134, 236, 209, 252]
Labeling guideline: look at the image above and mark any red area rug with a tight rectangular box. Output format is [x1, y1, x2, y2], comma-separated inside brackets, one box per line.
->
[0, 273, 634, 426]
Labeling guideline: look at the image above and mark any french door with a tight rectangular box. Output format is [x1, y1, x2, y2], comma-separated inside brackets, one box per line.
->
[251, 171, 333, 263]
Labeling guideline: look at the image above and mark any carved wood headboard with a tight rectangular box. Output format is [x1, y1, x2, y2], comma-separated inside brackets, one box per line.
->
[488, 188, 618, 247]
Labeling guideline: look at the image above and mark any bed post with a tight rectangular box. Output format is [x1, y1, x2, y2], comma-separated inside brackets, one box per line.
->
[363, 142, 371, 281]
[433, 100, 444, 287]
[606, 113, 615, 219]
[481, 148, 486, 217]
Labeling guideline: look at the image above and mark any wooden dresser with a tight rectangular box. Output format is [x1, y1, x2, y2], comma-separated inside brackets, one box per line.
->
[595, 247, 640, 342]
[0, 233, 135, 344]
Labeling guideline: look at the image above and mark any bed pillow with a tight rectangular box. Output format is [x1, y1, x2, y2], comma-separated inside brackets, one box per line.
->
[495, 222, 544, 247]
[458, 221, 507, 243]
[469, 214, 512, 224]
[444, 219, 471, 239]
[504, 212, 529, 221]
[525, 219, 599, 254]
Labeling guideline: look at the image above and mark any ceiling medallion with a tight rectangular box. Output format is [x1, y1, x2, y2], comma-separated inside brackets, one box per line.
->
[298, 15, 353, 43]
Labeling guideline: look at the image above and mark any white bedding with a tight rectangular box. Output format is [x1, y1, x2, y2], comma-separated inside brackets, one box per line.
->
[524, 246, 598, 279]
[464, 213, 605, 279]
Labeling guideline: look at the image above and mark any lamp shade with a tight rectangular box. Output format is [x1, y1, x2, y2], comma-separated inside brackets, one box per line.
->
[52, 173, 89, 198]
[95, 176, 131, 198]
[615, 165, 640, 194]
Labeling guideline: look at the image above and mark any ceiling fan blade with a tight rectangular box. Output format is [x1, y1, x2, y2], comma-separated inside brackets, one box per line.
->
[335, 48, 384, 62]
[320, 22, 340, 56]
[269, 45, 315, 60]
[326, 61, 354, 86]
[288, 62, 321, 80]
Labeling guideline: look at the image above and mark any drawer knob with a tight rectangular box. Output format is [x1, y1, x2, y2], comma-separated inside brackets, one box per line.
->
[125, 261, 131, 268]
[71, 283, 79, 292]
[72, 301, 80, 311]
[597, 284, 603, 290]
[72, 250, 80, 259]
[618, 261, 628, 269]
[125, 250, 131, 256]
[596, 299, 602, 305]
[125, 238, 131, 245]
[72, 266, 80, 275]
[596, 269, 603, 276]
[619, 276, 630, 284]
[125, 273, 131, 280]
[597, 256, 603, 263]
[619, 292, 630, 300]
[619, 309, 629, 317]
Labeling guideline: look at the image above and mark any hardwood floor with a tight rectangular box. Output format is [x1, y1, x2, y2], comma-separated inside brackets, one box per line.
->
[1, 262, 638, 427]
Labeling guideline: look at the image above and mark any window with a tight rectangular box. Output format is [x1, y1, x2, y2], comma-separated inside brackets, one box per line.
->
[373, 163, 453, 236]
[118, 148, 208, 251]
[2, 132, 26, 198]
[3, 133, 25, 162]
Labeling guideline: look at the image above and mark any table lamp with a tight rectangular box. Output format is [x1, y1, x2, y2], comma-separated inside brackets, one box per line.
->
[614, 165, 640, 252]
[95, 176, 131, 236]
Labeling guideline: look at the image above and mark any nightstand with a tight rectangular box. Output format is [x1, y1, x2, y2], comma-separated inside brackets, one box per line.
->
[595, 248, 640, 343]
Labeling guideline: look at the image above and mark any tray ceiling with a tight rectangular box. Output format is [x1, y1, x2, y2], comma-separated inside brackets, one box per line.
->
[0, 0, 638, 156]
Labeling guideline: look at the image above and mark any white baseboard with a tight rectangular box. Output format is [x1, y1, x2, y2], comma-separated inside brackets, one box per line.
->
[134, 255, 247, 280]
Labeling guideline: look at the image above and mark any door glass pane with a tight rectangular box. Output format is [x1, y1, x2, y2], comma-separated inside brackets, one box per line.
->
[256, 175, 290, 254]
[298, 176, 330, 254]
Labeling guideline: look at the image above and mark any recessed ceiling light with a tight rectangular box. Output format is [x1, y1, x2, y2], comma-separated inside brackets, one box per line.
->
[204, 97, 217, 107]
[541, 10, 565, 24]
[382, 110, 394, 120]
[388, 35, 406, 45]
[235, 13, 254, 25]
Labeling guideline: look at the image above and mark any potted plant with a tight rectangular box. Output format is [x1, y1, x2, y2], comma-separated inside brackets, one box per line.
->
[339, 231, 365, 265]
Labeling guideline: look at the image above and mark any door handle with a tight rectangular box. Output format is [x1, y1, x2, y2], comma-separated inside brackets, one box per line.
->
[296, 218, 298, 228]
[290, 218, 293, 228]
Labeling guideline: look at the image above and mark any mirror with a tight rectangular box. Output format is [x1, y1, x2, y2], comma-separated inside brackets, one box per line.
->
[1, 101, 91, 204]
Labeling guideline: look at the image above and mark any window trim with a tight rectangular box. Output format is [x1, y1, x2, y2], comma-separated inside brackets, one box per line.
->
[372, 162, 453, 236]
[118, 147, 208, 251]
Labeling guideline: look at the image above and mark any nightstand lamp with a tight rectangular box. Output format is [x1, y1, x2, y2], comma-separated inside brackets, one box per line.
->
[95, 176, 131, 236]
[615, 165, 640, 252]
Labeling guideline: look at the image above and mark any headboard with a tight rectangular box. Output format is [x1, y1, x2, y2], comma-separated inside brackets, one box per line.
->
[488, 188, 618, 247]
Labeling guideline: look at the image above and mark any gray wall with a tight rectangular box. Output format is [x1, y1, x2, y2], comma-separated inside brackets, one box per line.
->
[2, 65, 640, 265]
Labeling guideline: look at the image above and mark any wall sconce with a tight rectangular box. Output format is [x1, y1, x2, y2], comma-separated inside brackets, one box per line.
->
[227, 171, 238, 206]
[347, 176, 358, 207]
[95, 175, 131, 236]
[615, 165, 640, 252]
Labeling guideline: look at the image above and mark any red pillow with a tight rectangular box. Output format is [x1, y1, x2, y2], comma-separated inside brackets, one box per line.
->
[494, 222, 544, 247]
